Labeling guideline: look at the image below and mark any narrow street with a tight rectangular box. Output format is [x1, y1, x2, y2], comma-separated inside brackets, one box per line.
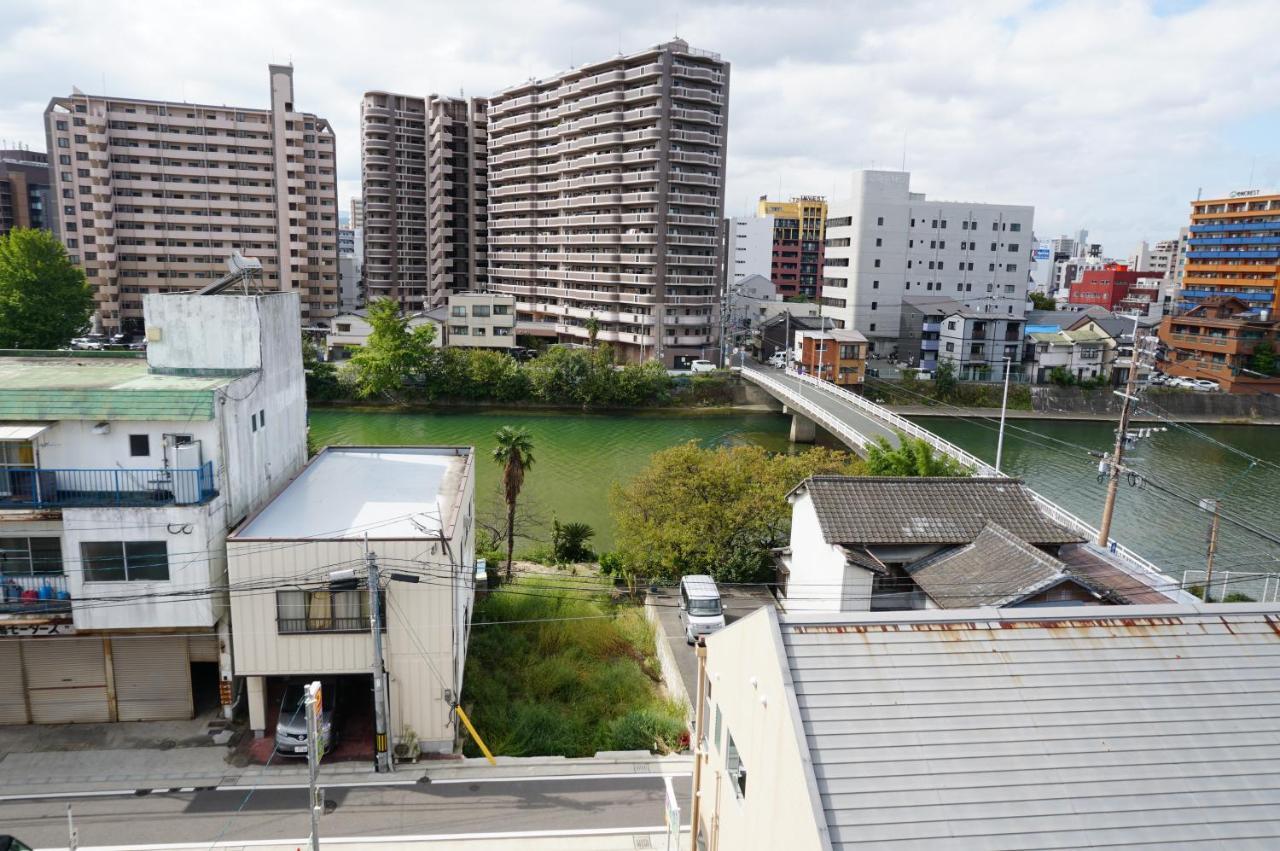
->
[3, 773, 686, 848]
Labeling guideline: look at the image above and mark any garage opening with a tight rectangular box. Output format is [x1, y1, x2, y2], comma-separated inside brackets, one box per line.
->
[246, 673, 375, 764]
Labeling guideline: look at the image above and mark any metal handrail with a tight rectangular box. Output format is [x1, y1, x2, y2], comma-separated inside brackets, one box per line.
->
[0, 461, 215, 508]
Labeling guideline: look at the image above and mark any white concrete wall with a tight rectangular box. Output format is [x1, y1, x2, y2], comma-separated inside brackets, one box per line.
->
[822, 170, 1034, 356]
[783, 494, 850, 612]
[726, 215, 774, 285]
[31, 420, 219, 473]
[700, 608, 828, 851]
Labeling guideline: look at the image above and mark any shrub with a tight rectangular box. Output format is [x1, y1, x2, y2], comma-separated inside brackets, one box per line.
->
[552, 520, 596, 563]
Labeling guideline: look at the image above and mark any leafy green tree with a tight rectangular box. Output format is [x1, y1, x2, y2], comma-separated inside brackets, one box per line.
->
[467, 349, 529, 401]
[0, 228, 94, 349]
[349, 298, 436, 399]
[492, 426, 536, 581]
[611, 443, 863, 583]
[301, 334, 342, 400]
[934, 360, 958, 399]
[865, 434, 971, 477]
[614, 360, 673, 406]
[1028, 291, 1057, 311]
[1048, 366, 1076, 387]
[1250, 340, 1277, 376]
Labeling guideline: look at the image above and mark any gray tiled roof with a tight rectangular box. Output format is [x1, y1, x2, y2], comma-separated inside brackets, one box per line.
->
[797, 476, 1084, 546]
[907, 522, 1070, 607]
[779, 604, 1280, 849]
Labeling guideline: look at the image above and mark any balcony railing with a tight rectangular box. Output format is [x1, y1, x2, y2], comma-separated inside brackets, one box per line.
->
[0, 462, 216, 509]
[0, 573, 71, 615]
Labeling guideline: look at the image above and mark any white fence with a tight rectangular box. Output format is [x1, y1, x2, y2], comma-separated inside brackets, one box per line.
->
[1182, 570, 1280, 603]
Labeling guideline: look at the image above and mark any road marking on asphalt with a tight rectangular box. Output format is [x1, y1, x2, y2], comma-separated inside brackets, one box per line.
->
[0, 771, 692, 803]
[45, 825, 686, 850]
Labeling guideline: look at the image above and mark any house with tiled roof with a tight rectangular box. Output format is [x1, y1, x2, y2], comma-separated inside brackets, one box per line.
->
[776, 476, 1178, 611]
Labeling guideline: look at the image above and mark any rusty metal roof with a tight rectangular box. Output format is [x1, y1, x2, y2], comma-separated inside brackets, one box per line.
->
[795, 476, 1084, 546]
[775, 604, 1280, 849]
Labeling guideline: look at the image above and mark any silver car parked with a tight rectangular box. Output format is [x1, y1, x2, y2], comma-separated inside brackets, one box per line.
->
[274, 679, 338, 756]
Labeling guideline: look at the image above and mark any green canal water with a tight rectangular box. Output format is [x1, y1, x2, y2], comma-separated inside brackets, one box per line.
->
[308, 407, 1280, 581]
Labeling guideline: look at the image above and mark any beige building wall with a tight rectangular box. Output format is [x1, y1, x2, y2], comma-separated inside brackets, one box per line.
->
[485, 39, 729, 365]
[44, 66, 339, 333]
[445, 292, 515, 348]
[699, 607, 830, 851]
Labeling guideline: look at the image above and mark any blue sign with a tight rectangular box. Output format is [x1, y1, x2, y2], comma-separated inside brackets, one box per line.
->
[1033, 246, 1052, 261]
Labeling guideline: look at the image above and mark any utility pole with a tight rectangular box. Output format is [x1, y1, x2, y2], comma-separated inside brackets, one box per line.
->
[305, 681, 322, 851]
[995, 356, 1011, 473]
[689, 642, 708, 851]
[67, 803, 78, 851]
[1097, 319, 1145, 548]
[1202, 498, 1222, 602]
[366, 547, 393, 773]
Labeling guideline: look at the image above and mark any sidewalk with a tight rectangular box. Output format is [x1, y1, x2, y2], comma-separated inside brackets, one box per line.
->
[62, 829, 689, 851]
[0, 739, 691, 798]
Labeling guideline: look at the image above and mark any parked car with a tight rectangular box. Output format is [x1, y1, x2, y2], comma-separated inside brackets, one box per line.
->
[1191, 379, 1220, 391]
[1166, 377, 1196, 389]
[678, 574, 726, 644]
[767, 352, 787, 369]
[70, 335, 107, 351]
[689, 359, 717, 373]
[275, 678, 339, 756]
[0, 836, 34, 851]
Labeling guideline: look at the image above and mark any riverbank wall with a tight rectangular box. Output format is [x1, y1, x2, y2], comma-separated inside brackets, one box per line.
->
[890, 386, 1280, 424]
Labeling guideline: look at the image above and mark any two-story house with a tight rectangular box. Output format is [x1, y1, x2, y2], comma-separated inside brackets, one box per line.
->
[0, 292, 306, 725]
[1023, 319, 1117, 383]
[794, 329, 868, 388]
[936, 310, 1024, 380]
[227, 445, 476, 756]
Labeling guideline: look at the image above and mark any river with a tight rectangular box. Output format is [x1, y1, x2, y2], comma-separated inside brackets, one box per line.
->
[308, 407, 1280, 587]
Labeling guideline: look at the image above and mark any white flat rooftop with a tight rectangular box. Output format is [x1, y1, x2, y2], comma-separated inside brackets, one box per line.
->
[236, 447, 470, 539]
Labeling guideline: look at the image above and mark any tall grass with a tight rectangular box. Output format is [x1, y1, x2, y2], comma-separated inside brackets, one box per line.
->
[460, 576, 686, 757]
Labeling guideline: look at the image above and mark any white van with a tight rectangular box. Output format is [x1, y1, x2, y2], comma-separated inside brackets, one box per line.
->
[678, 574, 726, 644]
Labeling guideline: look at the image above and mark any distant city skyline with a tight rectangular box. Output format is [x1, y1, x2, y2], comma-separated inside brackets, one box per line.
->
[3, 0, 1279, 251]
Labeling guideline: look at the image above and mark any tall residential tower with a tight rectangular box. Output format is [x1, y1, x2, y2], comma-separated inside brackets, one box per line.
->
[1179, 189, 1280, 313]
[44, 66, 339, 332]
[485, 39, 729, 365]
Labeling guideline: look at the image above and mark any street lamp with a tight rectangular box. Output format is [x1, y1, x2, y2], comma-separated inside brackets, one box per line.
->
[995, 355, 1012, 473]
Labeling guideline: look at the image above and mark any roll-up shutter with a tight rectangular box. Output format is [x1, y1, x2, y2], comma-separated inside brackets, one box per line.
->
[113, 636, 192, 721]
[188, 634, 219, 663]
[22, 638, 110, 724]
[0, 641, 29, 724]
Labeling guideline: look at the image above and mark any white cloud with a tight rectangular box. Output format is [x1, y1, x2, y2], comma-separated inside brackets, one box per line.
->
[2, 0, 1278, 252]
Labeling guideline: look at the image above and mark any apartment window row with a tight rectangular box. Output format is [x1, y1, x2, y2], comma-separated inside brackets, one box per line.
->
[0, 537, 63, 577]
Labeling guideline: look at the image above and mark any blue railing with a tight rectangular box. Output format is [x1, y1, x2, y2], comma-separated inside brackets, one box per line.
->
[1185, 250, 1280, 259]
[1190, 222, 1280, 234]
[1187, 237, 1280, 246]
[0, 461, 216, 508]
[1179, 289, 1274, 302]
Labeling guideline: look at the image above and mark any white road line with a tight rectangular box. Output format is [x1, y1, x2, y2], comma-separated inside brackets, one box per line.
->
[0, 771, 692, 803]
[47, 825, 687, 850]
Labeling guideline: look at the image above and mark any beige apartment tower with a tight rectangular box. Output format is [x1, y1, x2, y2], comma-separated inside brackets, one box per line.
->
[44, 65, 339, 333]
[485, 39, 728, 365]
[361, 93, 488, 311]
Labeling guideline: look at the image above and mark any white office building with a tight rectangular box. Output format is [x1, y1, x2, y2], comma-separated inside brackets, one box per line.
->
[724, 214, 774, 289]
[820, 171, 1034, 357]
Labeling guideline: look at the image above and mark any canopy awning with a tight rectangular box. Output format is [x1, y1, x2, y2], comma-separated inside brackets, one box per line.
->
[0, 423, 51, 441]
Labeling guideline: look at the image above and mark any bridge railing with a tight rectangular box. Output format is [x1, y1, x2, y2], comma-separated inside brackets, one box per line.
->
[744, 369, 873, 452]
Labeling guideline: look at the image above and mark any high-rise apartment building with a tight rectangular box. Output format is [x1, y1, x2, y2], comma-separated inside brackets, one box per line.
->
[485, 39, 729, 366]
[757, 195, 827, 299]
[360, 93, 487, 311]
[1179, 189, 1280, 313]
[349, 197, 364, 230]
[43, 66, 339, 333]
[723, 214, 774, 289]
[821, 170, 1034, 356]
[0, 148, 54, 237]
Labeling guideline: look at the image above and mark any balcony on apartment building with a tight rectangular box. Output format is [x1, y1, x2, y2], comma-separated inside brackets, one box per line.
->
[0, 462, 216, 509]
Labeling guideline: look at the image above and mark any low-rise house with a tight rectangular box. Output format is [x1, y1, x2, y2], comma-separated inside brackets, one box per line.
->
[756, 313, 832, 362]
[1157, 296, 1280, 392]
[227, 445, 475, 754]
[936, 310, 1023, 380]
[445, 292, 517, 349]
[1023, 319, 1117, 383]
[776, 476, 1177, 612]
[326, 308, 444, 360]
[793, 329, 868, 388]
[695, 603, 1280, 851]
[0, 292, 306, 725]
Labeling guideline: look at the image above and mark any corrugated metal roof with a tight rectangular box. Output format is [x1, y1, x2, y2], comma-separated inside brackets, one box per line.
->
[0, 357, 231, 421]
[907, 523, 1069, 607]
[797, 477, 1084, 546]
[778, 605, 1280, 849]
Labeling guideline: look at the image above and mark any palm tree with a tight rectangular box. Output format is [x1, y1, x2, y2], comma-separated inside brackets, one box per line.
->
[585, 313, 600, 347]
[492, 426, 535, 581]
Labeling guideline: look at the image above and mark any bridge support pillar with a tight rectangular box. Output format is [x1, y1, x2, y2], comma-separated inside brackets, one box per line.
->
[789, 412, 817, 444]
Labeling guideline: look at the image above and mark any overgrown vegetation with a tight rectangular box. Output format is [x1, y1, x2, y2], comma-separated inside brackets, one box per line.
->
[1047, 366, 1108, 389]
[1028, 291, 1057, 311]
[1250, 341, 1278, 376]
[611, 442, 863, 584]
[460, 577, 685, 758]
[865, 434, 971, 477]
[870, 362, 1033, 410]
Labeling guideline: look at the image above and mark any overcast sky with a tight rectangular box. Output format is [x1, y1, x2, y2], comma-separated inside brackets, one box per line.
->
[3, 0, 1279, 254]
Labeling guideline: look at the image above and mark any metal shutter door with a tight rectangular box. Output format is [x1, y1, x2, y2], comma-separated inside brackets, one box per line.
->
[113, 637, 192, 721]
[22, 638, 110, 724]
[0, 641, 29, 724]
[188, 634, 219, 663]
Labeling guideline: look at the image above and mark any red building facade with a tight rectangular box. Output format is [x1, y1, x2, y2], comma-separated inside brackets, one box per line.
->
[1068, 264, 1163, 313]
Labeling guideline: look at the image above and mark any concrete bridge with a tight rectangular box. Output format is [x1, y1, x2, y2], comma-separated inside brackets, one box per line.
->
[740, 363, 1193, 601]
